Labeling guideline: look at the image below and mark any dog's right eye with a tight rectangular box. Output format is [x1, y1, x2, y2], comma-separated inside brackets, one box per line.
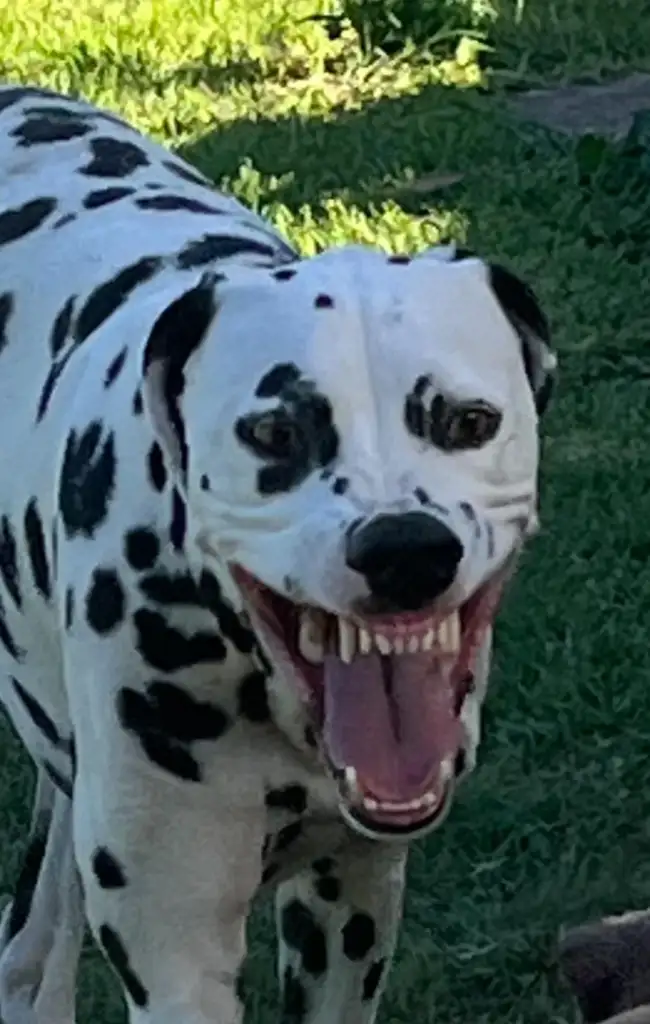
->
[235, 411, 303, 461]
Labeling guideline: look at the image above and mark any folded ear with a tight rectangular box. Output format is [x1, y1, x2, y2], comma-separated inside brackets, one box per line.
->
[488, 261, 557, 417]
[140, 272, 218, 487]
[418, 243, 557, 416]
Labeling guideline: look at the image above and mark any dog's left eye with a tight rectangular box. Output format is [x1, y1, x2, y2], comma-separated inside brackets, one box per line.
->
[434, 400, 502, 451]
[239, 411, 303, 461]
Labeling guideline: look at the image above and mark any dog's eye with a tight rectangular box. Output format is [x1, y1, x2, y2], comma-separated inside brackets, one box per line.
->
[432, 400, 502, 451]
[248, 412, 302, 460]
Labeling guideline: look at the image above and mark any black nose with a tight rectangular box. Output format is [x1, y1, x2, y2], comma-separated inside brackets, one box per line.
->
[346, 511, 463, 613]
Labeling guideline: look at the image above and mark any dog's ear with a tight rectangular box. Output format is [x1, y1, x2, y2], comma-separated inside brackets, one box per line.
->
[140, 272, 218, 486]
[419, 244, 557, 417]
[488, 262, 556, 417]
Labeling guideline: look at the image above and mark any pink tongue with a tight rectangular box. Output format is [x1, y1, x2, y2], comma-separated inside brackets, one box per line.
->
[323, 650, 461, 804]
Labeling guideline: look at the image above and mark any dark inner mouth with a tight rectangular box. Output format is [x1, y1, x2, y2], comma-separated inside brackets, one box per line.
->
[231, 565, 509, 836]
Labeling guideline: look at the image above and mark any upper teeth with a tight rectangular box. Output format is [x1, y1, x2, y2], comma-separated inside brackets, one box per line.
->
[297, 610, 461, 665]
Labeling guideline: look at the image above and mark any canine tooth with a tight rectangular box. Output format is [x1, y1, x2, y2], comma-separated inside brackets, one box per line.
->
[343, 765, 358, 794]
[422, 629, 435, 651]
[298, 611, 325, 664]
[358, 628, 373, 655]
[407, 635, 420, 654]
[438, 612, 461, 654]
[374, 634, 392, 656]
[338, 619, 357, 664]
[362, 797, 380, 812]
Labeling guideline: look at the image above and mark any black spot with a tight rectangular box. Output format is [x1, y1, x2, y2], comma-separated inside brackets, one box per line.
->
[198, 570, 255, 653]
[332, 477, 348, 495]
[314, 293, 334, 308]
[273, 268, 296, 281]
[85, 568, 126, 635]
[52, 213, 76, 229]
[64, 586, 75, 630]
[274, 820, 303, 852]
[162, 159, 210, 187]
[258, 463, 306, 497]
[362, 958, 386, 1001]
[265, 785, 308, 815]
[36, 358, 69, 421]
[43, 760, 73, 798]
[92, 848, 127, 889]
[280, 900, 328, 977]
[236, 670, 270, 723]
[0, 291, 14, 355]
[387, 254, 410, 264]
[0, 595, 22, 660]
[75, 257, 161, 344]
[315, 875, 341, 902]
[104, 347, 128, 388]
[146, 442, 167, 492]
[176, 233, 274, 269]
[80, 137, 150, 178]
[83, 186, 135, 209]
[133, 608, 227, 672]
[486, 521, 495, 558]
[0, 86, 58, 113]
[138, 567, 200, 605]
[342, 912, 376, 961]
[24, 499, 51, 601]
[6, 819, 49, 940]
[51, 521, 58, 578]
[98, 924, 149, 1008]
[12, 677, 60, 747]
[304, 724, 317, 749]
[125, 528, 160, 572]
[200, 473, 210, 491]
[170, 488, 186, 551]
[135, 194, 224, 214]
[282, 966, 308, 1023]
[117, 680, 231, 783]
[255, 362, 301, 399]
[312, 857, 335, 875]
[132, 389, 143, 415]
[58, 423, 116, 539]
[49, 295, 75, 357]
[261, 861, 280, 885]
[11, 115, 91, 146]
[0, 516, 21, 608]
[0, 198, 56, 246]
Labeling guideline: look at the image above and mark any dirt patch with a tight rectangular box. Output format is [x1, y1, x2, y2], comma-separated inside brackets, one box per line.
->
[510, 72, 650, 139]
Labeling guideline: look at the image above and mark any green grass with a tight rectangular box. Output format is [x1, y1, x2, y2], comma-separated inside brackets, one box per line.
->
[2, 0, 650, 1021]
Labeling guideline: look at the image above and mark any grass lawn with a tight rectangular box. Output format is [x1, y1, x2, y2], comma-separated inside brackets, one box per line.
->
[3, 0, 650, 1021]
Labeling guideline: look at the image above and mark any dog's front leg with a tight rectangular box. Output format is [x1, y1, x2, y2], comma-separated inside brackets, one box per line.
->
[71, 722, 265, 1024]
[275, 841, 406, 1023]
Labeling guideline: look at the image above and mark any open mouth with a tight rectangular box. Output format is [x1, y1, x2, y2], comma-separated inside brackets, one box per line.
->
[231, 562, 512, 840]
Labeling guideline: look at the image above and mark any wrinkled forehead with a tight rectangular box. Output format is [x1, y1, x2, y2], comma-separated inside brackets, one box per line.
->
[200, 248, 523, 408]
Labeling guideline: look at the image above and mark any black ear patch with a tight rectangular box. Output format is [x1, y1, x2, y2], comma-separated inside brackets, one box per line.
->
[142, 272, 217, 484]
[143, 271, 217, 374]
[488, 262, 555, 417]
[446, 246, 556, 417]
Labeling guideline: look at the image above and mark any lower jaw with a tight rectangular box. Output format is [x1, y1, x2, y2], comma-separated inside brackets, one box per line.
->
[338, 776, 456, 842]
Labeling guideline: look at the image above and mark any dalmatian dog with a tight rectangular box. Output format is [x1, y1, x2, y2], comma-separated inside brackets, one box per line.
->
[0, 82, 556, 1024]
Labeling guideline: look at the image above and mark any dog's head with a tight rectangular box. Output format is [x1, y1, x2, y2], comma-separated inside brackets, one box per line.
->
[140, 243, 556, 840]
